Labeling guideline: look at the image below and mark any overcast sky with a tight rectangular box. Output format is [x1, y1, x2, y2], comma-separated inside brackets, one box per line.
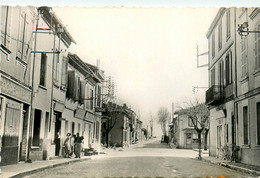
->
[53, 7, 218, 135]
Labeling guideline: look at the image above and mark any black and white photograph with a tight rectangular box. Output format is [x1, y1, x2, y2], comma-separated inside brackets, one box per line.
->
[0, 1, 260, 177]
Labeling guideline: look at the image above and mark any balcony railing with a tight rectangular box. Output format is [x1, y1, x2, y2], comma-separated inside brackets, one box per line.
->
[206, 85, 224, 105]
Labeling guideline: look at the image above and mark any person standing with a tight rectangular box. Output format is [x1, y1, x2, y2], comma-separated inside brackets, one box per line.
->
[64, 133, 71, 158]
[70, 134, 75, 157]
[74, 133, 79, 158]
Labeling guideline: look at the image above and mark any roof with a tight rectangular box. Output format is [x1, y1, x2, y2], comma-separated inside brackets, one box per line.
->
[67, 53, 101, 83]
[38, 7, 76, 47]
[206, 7, 226, 38]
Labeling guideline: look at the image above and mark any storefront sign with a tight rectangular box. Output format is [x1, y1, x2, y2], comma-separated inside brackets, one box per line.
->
[0, 75, 31, 104]
[54, 102, 65, 113]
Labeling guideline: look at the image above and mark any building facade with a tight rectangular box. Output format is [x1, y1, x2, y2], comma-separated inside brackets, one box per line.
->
[174, 111, 207, 149]
[206, 7, 260, 166]
[0, 6, 35, 165]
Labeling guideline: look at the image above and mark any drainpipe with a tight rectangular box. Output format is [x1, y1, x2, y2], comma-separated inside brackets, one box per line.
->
[234, 7, 238, 148]
[28, 10, 39, 161]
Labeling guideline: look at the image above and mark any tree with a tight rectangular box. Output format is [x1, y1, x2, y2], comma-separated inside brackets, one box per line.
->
[177, 99, 209, 150]
[157, 107, 170, 136]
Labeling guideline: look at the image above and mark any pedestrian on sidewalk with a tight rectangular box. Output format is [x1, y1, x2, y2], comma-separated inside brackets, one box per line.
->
[64, 133, 71, 158]
[75, 134, 84, 158]
[70, 134, 76, 157]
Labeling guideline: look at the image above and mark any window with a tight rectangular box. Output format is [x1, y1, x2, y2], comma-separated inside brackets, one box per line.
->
[188, 118, 194, 127]
[1, 6, 12, 58]
[226, 8, 231, 39]
[226, 124, 229, 143]
[212, 32, 215, 58]
[40, 53, 47, 86]
[243, 106, 248, 145]
[53, 53, 60, 84]
[90, 89, 94, 110]
[219, 60, 224, 86]
[241, 38, 248, 77]
[218, 21, 222, 50]
[61, 57, 68, 88]
[1, 6, 11, 48]
[257, 102, 260, 145]
[225, 52, 232, 85]
[255, 23, 260, 70]
[211, 67, 215, 86]
[97, 85, 101, 107]
[17, 12, 27, 61]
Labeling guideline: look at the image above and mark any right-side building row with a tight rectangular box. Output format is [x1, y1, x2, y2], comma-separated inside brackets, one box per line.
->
[206, 7, 260, 166]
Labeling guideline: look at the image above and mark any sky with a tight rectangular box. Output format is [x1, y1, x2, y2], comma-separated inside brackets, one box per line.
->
[50, 7, 219, 136]
[3, 0, 258, 136]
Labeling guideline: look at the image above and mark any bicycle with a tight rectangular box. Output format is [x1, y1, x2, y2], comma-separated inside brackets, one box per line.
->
[218, 145, 231, 160]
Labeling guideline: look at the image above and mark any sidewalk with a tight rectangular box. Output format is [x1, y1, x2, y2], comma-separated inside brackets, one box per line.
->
[202, 156, 260, 176]
[0, 139, 152, 178]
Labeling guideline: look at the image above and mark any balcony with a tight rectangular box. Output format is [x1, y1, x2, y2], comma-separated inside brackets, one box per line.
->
[206, 85, 224, 105]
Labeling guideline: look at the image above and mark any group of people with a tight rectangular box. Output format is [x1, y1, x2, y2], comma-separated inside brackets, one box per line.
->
[64, 133, 84, 158]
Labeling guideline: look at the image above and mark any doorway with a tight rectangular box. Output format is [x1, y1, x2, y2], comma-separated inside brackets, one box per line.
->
[19, 104, 29, 161]
[33, 109, 41, 146]
[54, 112, 61, 156]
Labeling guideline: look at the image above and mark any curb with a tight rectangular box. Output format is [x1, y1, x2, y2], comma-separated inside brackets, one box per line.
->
[201, 158, 260, 176]
[220, 162, 260, 176]
[10, 157, 91, 178]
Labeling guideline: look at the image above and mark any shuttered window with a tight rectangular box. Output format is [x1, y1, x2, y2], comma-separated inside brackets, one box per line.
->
[226, 8, 231, 39]
[212, 32, 215, 58]
[61, 57, 68, 88]
[211, 67, 215, 87]
[40, 53, 47, 86]
[67, 71, 75, 99]
[241, 39, 247, 77]
[80, 81, 86, 105]
[218, 21, 222, 50]
[255, 24, 260, 69]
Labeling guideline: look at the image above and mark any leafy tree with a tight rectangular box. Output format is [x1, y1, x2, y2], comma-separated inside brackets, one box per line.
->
[157, 107, 170, 136]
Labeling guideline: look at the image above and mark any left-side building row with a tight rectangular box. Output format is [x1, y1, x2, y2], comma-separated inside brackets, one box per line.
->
[0, 6, 105, 166]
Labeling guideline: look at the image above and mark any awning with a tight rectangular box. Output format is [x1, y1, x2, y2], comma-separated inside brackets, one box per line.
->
[84, 112, 96, 123]
[74, 108, 86, 119]
[54, 102, 65, 113]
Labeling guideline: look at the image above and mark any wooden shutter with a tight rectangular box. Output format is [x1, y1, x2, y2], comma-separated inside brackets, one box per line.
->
[67, 71, 75, 99]
[80, 81, 86, 104]
[61, 57, 68, 88]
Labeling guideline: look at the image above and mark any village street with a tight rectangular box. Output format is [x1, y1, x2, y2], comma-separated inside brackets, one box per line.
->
[24, 138, 251, 178]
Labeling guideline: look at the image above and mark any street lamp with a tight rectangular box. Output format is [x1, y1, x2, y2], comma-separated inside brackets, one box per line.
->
[237, 21, 260, 38]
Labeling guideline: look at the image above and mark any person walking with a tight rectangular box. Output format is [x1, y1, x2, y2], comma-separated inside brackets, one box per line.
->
[64, 133, 71, 158]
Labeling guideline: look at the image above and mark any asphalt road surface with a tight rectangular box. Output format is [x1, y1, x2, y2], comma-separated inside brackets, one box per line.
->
[25, 139, 251, 178]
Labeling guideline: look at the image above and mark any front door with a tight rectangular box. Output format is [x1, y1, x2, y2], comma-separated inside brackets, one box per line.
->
[54, 112, 61, 156]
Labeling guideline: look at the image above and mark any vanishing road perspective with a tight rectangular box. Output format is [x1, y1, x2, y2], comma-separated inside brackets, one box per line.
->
[25, 138, 251, 178]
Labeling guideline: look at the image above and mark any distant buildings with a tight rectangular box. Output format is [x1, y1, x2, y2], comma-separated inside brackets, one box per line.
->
[206, 7, 260, 166]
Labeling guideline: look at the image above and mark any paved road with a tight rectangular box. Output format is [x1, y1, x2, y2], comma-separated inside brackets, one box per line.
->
[26, 139, 251, 177]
